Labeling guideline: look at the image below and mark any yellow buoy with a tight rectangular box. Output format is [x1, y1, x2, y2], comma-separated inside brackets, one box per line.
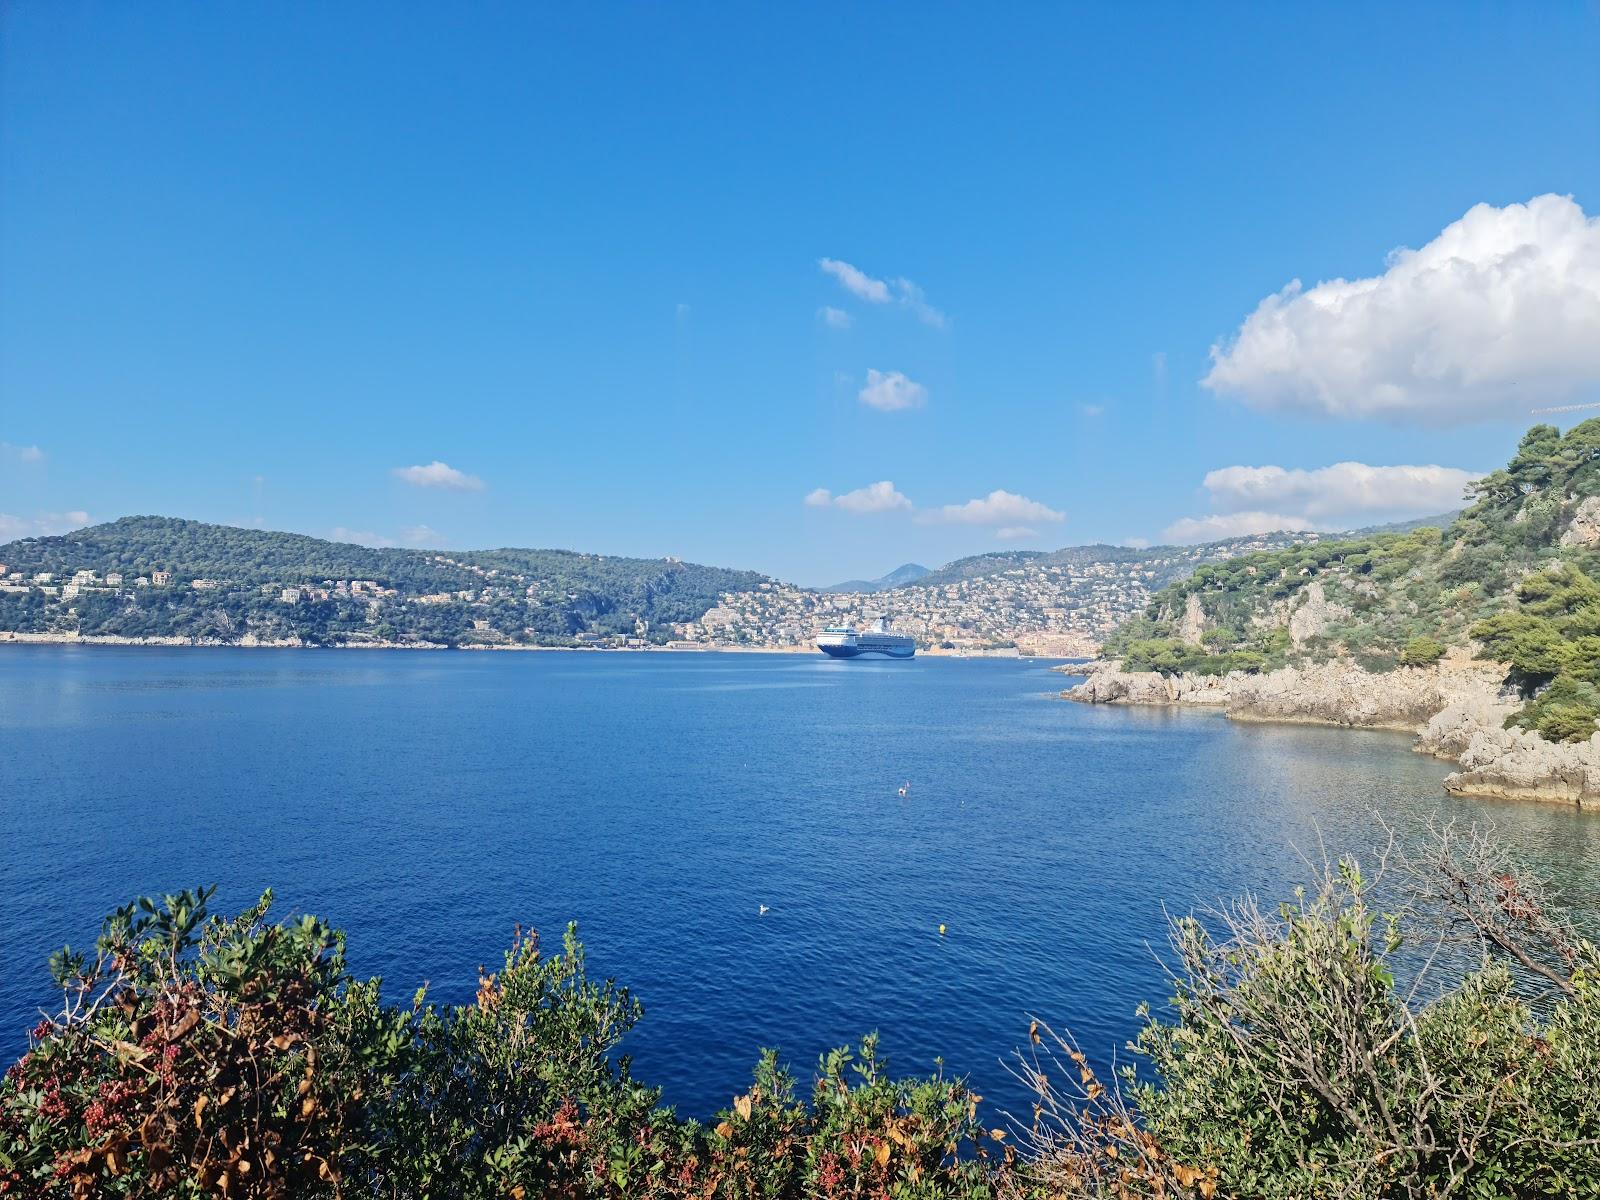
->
[938, 924, 946, 936]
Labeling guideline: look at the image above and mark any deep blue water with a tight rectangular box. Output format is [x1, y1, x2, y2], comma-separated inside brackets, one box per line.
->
[3, 647, 1599, 1121]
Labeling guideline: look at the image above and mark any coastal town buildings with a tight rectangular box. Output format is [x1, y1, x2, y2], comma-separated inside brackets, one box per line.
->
[672, 532, 1331, 654]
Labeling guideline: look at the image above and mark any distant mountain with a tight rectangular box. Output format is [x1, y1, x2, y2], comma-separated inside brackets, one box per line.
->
[0, 516, 769, 646]
[910, 551, 1048, 589]
[821, 563, 930, 593]
[1344, 511, 1460, 537]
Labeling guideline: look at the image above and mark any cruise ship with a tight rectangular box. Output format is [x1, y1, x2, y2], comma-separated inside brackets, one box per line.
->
[815, 614, 916, 659]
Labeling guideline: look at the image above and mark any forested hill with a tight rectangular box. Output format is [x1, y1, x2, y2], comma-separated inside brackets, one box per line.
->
[907, 526, 1409, 592]
[1103, 422, 1600, 742]
[0, 516, 769, 646]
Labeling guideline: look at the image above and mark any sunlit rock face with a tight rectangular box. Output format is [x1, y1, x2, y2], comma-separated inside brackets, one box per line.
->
[1560, 495, 1600, 548]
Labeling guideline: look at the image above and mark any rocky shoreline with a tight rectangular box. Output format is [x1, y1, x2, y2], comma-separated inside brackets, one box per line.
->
[1063, 658, 1600, 807]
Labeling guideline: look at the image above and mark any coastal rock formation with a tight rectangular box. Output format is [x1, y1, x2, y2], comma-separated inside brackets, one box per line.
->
[1066, 663, 1230, 706]
[1286, 581, 1350, 648]
[1560, 495, 1600, 547]
[1066, 659, 1501, 730]
[1227, 660, 1502, 731]
[1063, 659, 1600, 806]
[1443, 724, 1600, 804]
[1178, 594, 1207, 645]
[1414, 690, 1521, 761]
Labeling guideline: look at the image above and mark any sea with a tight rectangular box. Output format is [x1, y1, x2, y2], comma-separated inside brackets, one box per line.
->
[3, 646, 1598, 1122]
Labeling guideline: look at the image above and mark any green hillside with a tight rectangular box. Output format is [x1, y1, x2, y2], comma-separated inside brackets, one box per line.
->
[907, 519, 1452, 595]
[0, 516, 768, 646]
[1103, 422, 1600, 740]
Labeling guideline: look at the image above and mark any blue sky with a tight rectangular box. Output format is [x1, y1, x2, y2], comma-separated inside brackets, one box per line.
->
[3, 4, 1599, 584]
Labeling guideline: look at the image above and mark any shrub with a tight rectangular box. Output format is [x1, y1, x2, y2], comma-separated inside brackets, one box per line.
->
[0, 892, 998, 1199]
[0, 887, 397, 1196]
[1471, 611, 1574, 686]
[1012, 828, 1600, 1198]
[1507, 675, 1600, 743]
[1397, 635, 1447, 667]
[8, 828, 1600, 1197]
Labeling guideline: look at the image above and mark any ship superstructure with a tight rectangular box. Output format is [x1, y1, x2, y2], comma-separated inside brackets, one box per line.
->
[815, 614, 916, 659]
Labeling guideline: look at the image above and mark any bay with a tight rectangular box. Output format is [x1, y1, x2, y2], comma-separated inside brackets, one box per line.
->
[3, 646, 1597, 1121]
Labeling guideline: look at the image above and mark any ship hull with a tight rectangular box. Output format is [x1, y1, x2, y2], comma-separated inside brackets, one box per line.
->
[816, 640, 915, 659]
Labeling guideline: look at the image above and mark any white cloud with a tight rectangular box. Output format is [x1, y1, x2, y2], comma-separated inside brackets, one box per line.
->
[331, 524, 445, 549]
[819, 258, 890, 303]
[1159, 460, 1479, 545]
[892, 278, 948, 329]
[996, 526, 1038, 541]
[0, 510, 91, 540]
[819, 258, 947, 327]
[921, 490, 1065, 526]
[2, 442, 45, 463]
[835, 481, 913, 514]
[859, 369, 927, 411]
[400, 524, 442, 547]
[41, 510, 89, 534]
[392, 461, 485, 491]
[1204, 194, 1600, 424]
[1201, 462, 1477, 521]
[331, 527, 393, 547]
[1079, 403, 1105, 418]
[1162, 512, 1320, 544]
[805, 481, 912, 514]
[818, 306, 853, 329]
[1123, 537, 1151, 549]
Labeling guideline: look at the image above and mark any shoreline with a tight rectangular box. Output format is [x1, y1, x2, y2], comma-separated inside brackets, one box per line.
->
[0, 633, 805, 653]
[0, 632, 1056, 660]
[1061, 658, 1600, 809]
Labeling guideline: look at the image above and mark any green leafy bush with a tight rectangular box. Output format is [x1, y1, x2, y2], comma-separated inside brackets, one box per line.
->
[1507, 676, 1600, 743]
[1119, 635, 1278, 677]
[0, 891, 997, 1199]
[1012, 831, 1600, 1198]
[1469, 564, 1600, 741]
[1397, 635, 1447, 667]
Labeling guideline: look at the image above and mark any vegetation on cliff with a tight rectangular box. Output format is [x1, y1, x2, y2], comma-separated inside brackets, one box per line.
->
[1103, 421, 1600, 742]
[5, 828, 1597, 1198]
[910, 528, 1370, 593]
[0, 517, 768, 647]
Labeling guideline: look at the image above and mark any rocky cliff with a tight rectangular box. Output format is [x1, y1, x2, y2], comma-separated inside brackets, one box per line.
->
[1064, 659, 1600, 807]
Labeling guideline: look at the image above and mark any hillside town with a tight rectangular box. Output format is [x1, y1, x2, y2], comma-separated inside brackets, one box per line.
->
[0, 557, 668, 648]
[669, 530, 1336, 655]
